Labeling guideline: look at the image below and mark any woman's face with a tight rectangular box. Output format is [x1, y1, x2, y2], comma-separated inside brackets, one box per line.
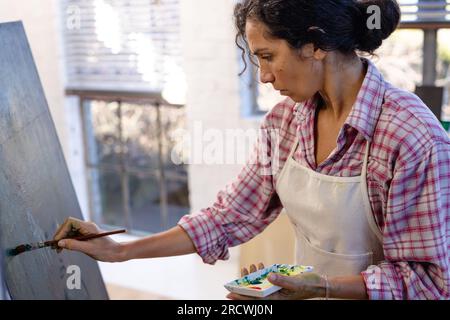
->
[245, 19, 325, 102]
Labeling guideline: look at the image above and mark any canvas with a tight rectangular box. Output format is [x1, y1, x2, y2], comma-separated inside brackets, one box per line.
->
[0, 21, 108, 300]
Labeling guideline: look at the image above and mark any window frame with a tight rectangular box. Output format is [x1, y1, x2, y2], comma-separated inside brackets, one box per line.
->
[71, 89, 189, 234]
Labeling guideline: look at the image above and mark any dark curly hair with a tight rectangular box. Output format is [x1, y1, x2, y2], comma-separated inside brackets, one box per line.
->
[234, 0, 400, 73]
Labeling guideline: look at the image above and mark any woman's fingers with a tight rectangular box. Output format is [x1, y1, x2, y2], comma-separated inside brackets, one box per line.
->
[53, 217, 83, 241]
[53, 217, 99, 241]
[241, 262, 265, 276]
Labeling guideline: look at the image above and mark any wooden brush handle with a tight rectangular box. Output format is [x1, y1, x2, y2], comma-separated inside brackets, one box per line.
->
[45, 229, 126, 247]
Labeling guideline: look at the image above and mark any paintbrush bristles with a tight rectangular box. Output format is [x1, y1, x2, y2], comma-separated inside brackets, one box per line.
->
[8, 242, 51, 256]
[7, 244, 32, 256]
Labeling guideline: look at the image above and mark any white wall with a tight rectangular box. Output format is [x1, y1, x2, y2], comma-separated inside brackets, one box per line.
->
[0, 0, 68, 156]
[181, 0, 260, 213]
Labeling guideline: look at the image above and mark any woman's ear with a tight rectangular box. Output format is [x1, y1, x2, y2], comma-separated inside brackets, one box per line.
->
[313, 48, 327, 61]
[298, 44, 326, 60]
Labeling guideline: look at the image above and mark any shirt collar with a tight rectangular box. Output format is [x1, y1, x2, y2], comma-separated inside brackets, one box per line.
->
[344, 58, 386, 142]
[294, 57, 386, 142]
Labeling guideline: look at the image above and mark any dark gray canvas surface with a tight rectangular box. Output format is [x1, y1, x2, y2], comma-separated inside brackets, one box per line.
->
[0, 21, 108, 299]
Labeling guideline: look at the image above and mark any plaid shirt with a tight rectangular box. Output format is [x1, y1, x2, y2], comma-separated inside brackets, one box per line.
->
[178, 58, 450, 299]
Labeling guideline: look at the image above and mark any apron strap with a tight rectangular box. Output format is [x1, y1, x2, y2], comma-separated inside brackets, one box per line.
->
[288, 139, 299, 160]
[361, 140, 384, 243]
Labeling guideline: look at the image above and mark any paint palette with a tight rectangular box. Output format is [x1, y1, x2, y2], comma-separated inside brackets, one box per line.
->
[224, 264, 314, 298]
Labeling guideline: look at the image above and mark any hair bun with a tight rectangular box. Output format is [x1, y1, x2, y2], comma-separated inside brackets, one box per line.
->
[354, 0, 401, 53]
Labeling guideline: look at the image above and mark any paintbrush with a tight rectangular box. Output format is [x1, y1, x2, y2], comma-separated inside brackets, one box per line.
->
[7, 229, 126, 256]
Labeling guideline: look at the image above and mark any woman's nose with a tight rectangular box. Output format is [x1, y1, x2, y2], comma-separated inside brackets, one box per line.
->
[260, 70, 275, 84]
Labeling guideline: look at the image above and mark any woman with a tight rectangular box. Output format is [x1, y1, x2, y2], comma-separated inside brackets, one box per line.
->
[54, 0, 450, 299]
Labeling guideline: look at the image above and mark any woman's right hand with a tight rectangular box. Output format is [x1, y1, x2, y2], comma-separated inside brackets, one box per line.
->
[53, 217, 127, 262]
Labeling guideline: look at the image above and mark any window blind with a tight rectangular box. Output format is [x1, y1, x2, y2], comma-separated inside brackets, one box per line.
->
[62, 0, 182, 93]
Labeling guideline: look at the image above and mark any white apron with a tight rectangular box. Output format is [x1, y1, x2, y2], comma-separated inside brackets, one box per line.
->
[275, 139, 384, 277]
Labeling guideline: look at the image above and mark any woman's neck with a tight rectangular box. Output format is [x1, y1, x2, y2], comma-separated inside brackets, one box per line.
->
[318, 54, 367, 122]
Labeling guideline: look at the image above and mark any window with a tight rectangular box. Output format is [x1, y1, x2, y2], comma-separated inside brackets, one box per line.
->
[400, 0, 450, 25]
[62, 0, 189, 233]
[80, 96, 188, 234]
[63, 0, 184, 97]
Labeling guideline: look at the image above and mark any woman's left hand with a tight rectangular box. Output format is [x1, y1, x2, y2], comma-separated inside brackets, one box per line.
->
[226, 263, 326, 300]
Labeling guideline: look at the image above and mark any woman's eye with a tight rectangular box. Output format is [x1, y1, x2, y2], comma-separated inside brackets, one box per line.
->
[261, 56, 272, 61]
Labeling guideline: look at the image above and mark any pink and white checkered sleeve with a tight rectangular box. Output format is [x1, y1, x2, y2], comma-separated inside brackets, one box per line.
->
[362, 138, 450, 300]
